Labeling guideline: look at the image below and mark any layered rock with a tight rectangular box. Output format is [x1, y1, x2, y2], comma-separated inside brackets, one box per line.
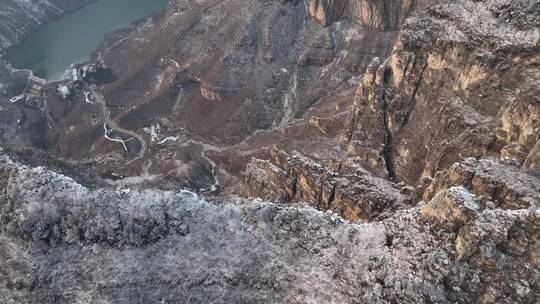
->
[422, 157, 540, 210]
[308, 0, 431, 30]
[345, 0, 540, 184]
[1, 151, 538, 303]
[246, 146, 410, 221]
[417, 159, 539, 302]
[0, 1, 538, 302]
[90, 0, 428, 147]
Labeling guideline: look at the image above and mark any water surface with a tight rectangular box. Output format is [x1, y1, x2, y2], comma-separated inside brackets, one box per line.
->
[4, 0, 167, 80]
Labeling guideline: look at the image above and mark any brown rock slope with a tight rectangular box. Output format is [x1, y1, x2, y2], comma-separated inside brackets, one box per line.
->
[345, 0, 540, 184]
[245, 146, 410, 221]
[243, 0, 539, 224]
[0, 0, 432, 191]
[0, 0, 538, 302]
[49, 0, 426, 158]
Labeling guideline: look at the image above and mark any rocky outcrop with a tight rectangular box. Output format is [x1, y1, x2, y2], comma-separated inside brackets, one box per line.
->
[1, 153, 538, 303]
[245, 146, 410, 221]
[308, 0, 347, 26]
[496, 96, 540, 171]
[417, 163, 539, 303]
[0, 0, 93, 52]
[345, 0, 540, 185]
[0, 1, 538, 302]
[200, 83, 230, 102]
[420, 186, 481, 231]
[308, 0, 431, 30]
[422, 157, 540, 210]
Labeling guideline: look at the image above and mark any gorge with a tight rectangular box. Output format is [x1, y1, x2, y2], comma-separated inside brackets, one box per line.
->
[0, 0, 538, 303]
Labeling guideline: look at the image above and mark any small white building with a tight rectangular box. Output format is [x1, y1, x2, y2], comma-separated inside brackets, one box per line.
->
[58, 84, 71, 99]
[9, 95, 25, 103]
[82, 65, 88, 78]
[72, 68, 80, 82]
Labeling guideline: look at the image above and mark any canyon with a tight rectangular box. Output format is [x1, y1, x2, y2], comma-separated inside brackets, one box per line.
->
[0, 0, 538, 303]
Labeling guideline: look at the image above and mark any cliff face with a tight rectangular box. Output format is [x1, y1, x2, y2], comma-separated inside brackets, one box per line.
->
[0, 1, 538, 303]
[0, 0, 94, 52]
[1, 147, 538, 303]
[309, 0, 431, 30]
[240, 4, 540, 301]
[345, 0, 540, 184]
[244, 0, 539, 216]
[245, 146, 410, 221]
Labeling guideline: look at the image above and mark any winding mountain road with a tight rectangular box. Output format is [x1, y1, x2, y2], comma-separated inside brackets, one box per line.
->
[91, 88, 147, 160]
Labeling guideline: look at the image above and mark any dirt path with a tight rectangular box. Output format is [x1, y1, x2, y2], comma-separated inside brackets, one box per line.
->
[91, 88, 147, 159]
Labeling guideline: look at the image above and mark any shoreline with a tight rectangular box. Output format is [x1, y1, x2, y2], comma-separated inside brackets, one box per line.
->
[0, 0, 99, 55]
[0, 0, 168, 83]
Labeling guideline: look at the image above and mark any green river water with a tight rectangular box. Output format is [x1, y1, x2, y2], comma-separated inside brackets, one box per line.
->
[4, 0, 167, 80]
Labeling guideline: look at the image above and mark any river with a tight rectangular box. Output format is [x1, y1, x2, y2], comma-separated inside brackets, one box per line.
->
[3, 0, 167, 80]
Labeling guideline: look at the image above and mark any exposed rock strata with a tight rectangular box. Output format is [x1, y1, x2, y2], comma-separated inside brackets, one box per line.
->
[423, 157, 540, 210]
[345, 0, 540, 185]
[0, 1, 538, 303]
[1, 153, 538, 303]
[245, 146, 409, 221]
[308, 0, 431, 30]
[91, 0, 420, 146]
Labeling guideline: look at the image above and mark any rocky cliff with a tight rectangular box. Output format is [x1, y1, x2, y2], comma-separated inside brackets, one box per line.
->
[345, 0, 540, 185]
[0, 0, 538, 303]
[1, 153, 538, 303]
[243, 0, 539, 222]
[308, 0, 432, 30]
[245, 146, 410, 221]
